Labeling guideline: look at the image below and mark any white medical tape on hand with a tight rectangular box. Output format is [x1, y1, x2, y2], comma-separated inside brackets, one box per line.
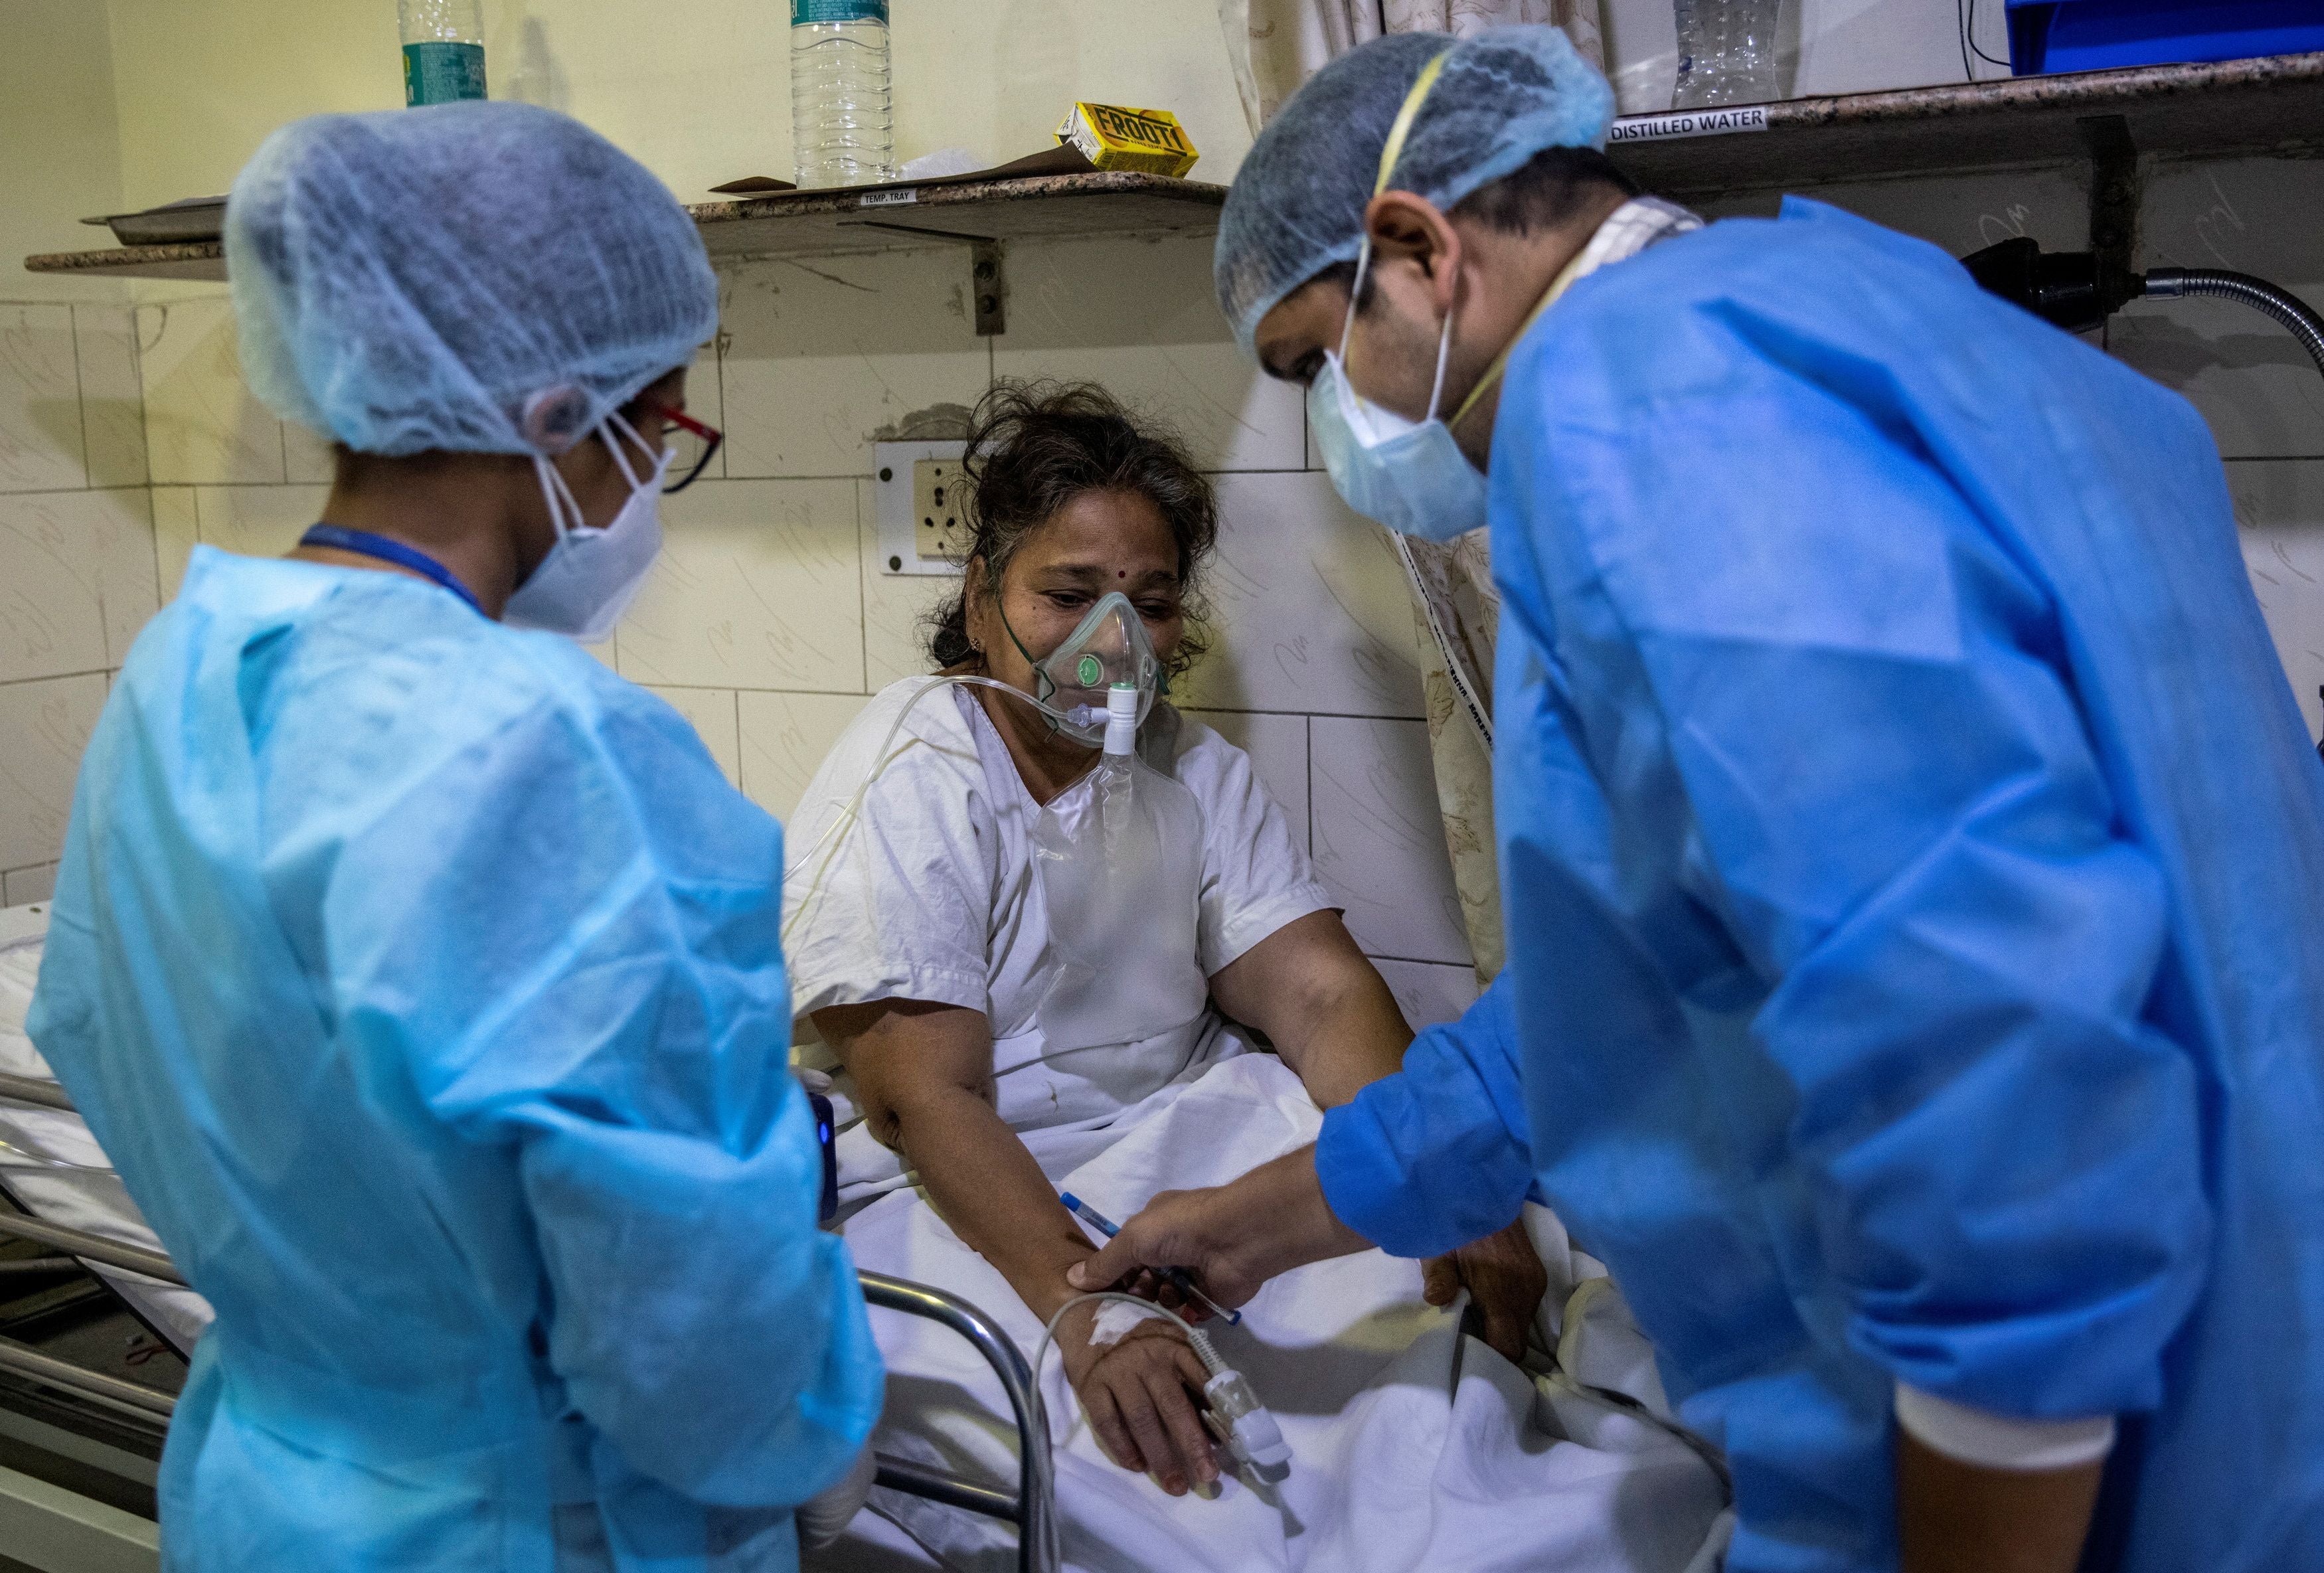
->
[1087, 1298, 1169, 1349]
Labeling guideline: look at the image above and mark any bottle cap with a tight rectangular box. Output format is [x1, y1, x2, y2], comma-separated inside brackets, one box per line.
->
[793, 0, 888, 23]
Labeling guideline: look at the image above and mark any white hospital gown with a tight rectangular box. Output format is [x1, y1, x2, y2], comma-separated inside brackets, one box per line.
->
[784, 680, 1335, 1200]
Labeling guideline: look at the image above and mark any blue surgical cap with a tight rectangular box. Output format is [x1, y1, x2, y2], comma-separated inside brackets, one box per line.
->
[1215, 27, 1616, 353]
[227, 102, 719, 457]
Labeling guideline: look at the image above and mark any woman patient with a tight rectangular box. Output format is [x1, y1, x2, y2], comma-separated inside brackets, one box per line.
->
[785, 382, 1541, 1499]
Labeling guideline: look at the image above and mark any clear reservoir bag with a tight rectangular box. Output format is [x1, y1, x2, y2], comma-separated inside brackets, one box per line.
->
[1031, 744, 1207, 1054]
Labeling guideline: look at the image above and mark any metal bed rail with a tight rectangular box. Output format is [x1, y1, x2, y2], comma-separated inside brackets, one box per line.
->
[0, 1336, 176, 1424]
[0, 1074, 78, 1114]
[0, 1216, 176, 1285]
[0, 1216, 1058, 1573]
[858, 1269, 1057, 1573]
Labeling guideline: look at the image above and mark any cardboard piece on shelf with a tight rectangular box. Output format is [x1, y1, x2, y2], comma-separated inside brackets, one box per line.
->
[707, 142, 1102, 199]
[706, 175, 801, 195]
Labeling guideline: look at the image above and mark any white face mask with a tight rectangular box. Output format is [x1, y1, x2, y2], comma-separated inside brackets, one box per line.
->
[1306, 237, 1491, 543]
[504, 412, 672, 643]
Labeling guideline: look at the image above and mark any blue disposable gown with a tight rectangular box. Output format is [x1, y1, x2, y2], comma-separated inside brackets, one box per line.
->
[1318, 199, 2324, 1571]
[27, 547, 883, 1572]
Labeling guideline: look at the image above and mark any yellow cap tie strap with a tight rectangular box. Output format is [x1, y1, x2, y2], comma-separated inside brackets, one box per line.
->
[1373, 50, 1453, 197]
[1446, 240, 1597, 429]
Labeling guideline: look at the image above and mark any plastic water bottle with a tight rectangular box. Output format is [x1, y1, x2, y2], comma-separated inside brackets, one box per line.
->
[791, 0, 895, 188]
[1671, 0, 1782, 109]
[398, 0, 487, 106]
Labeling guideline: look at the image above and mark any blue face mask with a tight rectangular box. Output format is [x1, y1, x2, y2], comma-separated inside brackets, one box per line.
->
[1306, 242, 1489, 543]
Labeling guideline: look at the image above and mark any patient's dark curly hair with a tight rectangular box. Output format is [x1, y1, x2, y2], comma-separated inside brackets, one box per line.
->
[926, 380, 1217, 679]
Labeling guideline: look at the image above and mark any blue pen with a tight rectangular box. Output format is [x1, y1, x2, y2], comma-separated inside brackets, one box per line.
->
[1061, 1192, 1241, 1326]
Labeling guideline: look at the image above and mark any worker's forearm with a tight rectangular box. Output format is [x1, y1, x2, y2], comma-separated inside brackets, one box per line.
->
[1896, 1430, 2104, 1573]
[888, 1086, 1090, 1321]
[1210, 1147, 1372, 1281]
[1068, 1142, 1371, 1305]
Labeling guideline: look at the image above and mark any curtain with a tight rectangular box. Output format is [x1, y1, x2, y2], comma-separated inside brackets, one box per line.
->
[1393, 529, 1505, 982]
[1387, 1, 1603, 69]
[1220, 1, 1606, 135]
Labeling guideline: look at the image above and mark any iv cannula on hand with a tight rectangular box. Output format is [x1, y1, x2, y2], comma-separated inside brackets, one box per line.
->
[1061, 1193, 1242, 1326]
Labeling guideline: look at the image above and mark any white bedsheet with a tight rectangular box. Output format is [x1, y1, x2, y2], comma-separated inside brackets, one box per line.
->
[836, 1053, 1731, 1573]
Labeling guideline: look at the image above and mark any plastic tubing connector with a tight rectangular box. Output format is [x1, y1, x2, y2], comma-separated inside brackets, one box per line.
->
[1103, 683, 1140, 757]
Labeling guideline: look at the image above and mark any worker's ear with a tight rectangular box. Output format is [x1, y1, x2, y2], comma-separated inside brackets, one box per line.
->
[1363, 192, 1465, 317]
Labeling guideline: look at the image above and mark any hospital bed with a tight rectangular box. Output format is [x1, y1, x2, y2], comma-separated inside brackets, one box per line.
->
[0, 904, 1059, 1573]
[0, 1214, 1058, 1573]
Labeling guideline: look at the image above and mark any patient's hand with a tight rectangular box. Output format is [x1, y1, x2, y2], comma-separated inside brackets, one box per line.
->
[1424, 1218, 1548, 1365]
[1059, 1313, 1219, 1497]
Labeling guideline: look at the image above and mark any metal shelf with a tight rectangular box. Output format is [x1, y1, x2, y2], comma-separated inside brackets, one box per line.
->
[27, 53, 2324, 285]
[23, 169, 1227, 284]
[1612, 50, 2324, 197]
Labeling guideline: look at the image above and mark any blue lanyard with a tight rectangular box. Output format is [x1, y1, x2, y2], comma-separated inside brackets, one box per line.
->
[298, 525, 483, 616]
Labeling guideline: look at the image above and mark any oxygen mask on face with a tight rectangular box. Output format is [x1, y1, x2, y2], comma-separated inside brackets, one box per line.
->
[1003, 590, 1161, 747]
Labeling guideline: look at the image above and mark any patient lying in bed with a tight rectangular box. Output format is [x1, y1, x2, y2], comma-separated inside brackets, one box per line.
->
[784, 384, 1727, 1570]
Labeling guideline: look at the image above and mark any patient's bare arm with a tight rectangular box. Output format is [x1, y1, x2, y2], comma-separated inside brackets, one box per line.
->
[813, 997, 1221, 1497]
[1208, 910, 1411, 1107]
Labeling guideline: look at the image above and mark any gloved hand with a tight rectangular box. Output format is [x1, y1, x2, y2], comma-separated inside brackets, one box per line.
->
[795, 1443, 878, 1550]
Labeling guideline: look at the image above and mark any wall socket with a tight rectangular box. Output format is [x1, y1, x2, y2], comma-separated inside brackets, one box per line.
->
[914, 457, 971, 565]
[874, 439, 969, 577]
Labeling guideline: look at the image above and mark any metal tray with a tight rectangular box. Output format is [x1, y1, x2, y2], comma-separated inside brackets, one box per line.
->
[82, 197, 228, 248]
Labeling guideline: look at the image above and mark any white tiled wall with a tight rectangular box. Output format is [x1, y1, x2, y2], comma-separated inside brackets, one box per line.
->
[136, 296, 286, 487]
[990, 234, 1305, 474]
[1311, 715, 1471, 968]
[0, 673, 108, 877]
[736, 690, 871, 823]
[717, 252, 989, 481]
[2112, 158, 2324, 464]
[12, 151, 2324, 1027]
[2229, 460, 2324, 735]
[614, 478, 865, 692]
[0, 305, 90, 495]
[0, 296, 159, 906]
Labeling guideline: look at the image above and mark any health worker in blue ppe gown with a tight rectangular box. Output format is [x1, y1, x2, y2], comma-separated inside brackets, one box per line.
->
[25, 103, 882, 1572]
[1072, 26, 2324, 1573]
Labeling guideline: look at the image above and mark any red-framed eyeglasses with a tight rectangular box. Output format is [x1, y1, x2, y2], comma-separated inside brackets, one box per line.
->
[635, 397, 723, 494]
